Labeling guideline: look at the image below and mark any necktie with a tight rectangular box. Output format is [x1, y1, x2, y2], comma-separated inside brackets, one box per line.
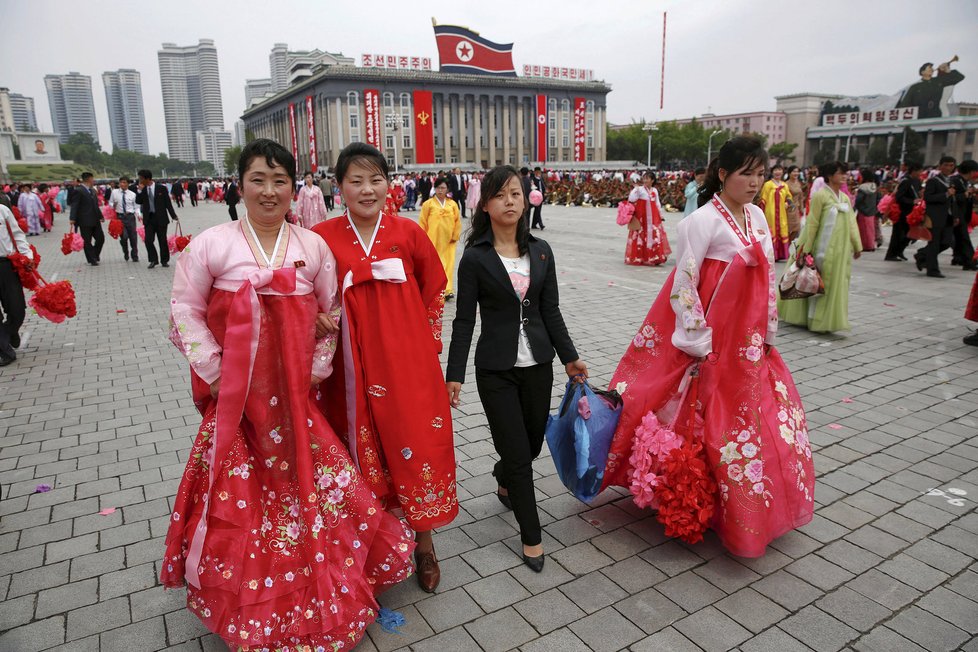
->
[148, 186, 156, 214]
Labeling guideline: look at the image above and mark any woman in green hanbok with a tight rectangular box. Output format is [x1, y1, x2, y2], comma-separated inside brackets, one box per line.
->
[778, 161, 862, 332]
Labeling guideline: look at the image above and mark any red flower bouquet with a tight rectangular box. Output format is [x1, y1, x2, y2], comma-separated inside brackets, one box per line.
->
[29, 277, 77, 323]
[8, 246, 40, 291]
[137, 225, 145, 241]
[906, 200, 926, 227]
[167, 222, 191, 253]
[108, 219, 124, 240]
[17, 217, 28, 232]
[101, 205, 117, 221]
[61, 232, 84, 255]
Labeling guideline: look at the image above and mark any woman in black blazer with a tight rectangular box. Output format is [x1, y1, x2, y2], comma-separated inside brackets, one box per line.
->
[446, 165, 587, 572]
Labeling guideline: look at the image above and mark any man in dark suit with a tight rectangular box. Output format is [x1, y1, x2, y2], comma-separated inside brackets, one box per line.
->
[187, 179, 199, 207]
[68, 172, 105, 265]
[885, 162, 923, 262]
[449, 167, 467, 218]
[950, 160, 978, 271]
[225, 178, 240, 221]
[530, 167, 546, 230]
[416, 172, 432, 205]
[916, 156, 957, 278]
[135, 169, 179, 269]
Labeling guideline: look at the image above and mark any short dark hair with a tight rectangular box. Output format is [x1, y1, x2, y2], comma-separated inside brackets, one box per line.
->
[905, 161, 923, 174]
[958, 159, 978, 175]
[81, 172, 94, 181]
[466, 165, 530, 255]
[939, 155, 956, 165]
[859, 167, 875, 182]
[334, 142, 388, 183]
[238, 138, 297, 186]
[119, 176, 130, 183]
[433, 176, 449, 189]
[520, 167, 529, 175]
[303, 170, 313, 178]
[694, 167, 706, 175]
[533, 166, 542, 172]
[818, 161, 847, 179]
[919, 62, 934, 75]
[38, 183, 49, 193]
[137, 169, 152, 181]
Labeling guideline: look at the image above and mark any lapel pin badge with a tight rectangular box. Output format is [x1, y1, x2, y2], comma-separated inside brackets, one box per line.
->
[390, 245, 399, 253]
[294, 260, 306, 268]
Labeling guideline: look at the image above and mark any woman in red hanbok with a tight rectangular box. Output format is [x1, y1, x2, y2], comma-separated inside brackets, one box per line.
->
[602, 137, 814, 558]
[312, 143, 458, 594]
[164, 139, 415, 652]
[625, 172, 671, 266]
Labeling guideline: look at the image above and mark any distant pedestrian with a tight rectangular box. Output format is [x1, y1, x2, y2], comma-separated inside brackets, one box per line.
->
[68, 172, 105, 266]
[530, 166, 546, 229]
[109, 176, 139, 262]
[0, 203, 33, 366]
[294, 171, 327, 228]
[224, 178, 240, 221]
[135, 169, 179, 269]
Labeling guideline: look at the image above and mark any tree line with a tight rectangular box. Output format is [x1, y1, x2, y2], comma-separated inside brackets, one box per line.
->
[59, 132, 216, 179]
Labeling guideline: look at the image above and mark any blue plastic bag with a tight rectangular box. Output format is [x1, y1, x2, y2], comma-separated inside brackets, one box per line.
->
[545, 381, 623, 503]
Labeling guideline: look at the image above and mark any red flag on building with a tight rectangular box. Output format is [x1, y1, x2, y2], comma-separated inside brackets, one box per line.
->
[573, 97, 586, 162]
[305, 95, 318, 173]
[535, 94, 547, 162]
[363, 89, 381, 148]
[433, 24, 516, 77]
[288, 103, 298, 173]
[413, 90, 435, 164]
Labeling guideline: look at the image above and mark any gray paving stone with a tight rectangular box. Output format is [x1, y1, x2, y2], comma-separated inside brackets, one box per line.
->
[164, 607, 214, 646]
[600, 555, 667, 594]
[853, 626, 929, 652]
[714, 587, 790, 634]
[751, 569, 823, 611]
[780, 605, 859, 652]
[631, 627, 703, 652]
[946, 569, 978, 602]
[7, 559, 70, 598]
[36, 578, 99, 619]
[740, 626, 813, 652]
[99, 563, 159, 600]
[916, 585, 978, 635]
[408, 625, 480, 652]
[66, 596, 131, 641]
[673, 605, 752, 652]
[514, 587, 586, 634]
[415, 586, 484, 632]
[693, 555, 761, 594]
[460, 540, 522, 577]
[613, 587, 686, 635]
[590, 527, 650, 561]
[70, 547, 126, 582]
[463, 571, 531, 612]
[887, 605, 971, 651]
[557, 570, 627, 614]
[99, 616, 167, 652]
[0, 593, 36, 630]
[568, 605, 645, 652]
[877, 553, 950, 591]
[785, 553, 855, 591]
[815, 586, 892, 631]
[519, 627, 590, 652]
[464, 606, 537, 652]
[639, 540, 704, 577]
[0, 615, 66, 650]
[508, 557, 575, 595]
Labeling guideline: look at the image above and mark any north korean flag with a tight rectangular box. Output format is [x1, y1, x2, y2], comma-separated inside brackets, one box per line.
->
[433, 24, 517, 77]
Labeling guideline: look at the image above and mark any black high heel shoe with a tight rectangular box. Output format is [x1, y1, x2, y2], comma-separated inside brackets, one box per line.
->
[522, 552, 545, 573]
[496, 490, 512, 510]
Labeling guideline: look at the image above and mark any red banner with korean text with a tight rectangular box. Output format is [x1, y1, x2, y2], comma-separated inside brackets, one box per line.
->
[573, 97, 586, 162]
[535, 94, 547, 163]
[363, 89, 381, 148]
[413, 90, 435, 165]
[288, 102, 298, 173]
[305, 95, 318, 173]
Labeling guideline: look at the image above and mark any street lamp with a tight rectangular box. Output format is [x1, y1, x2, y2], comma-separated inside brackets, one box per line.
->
[844, 123, 856, 163]
[707, 129, 722, 163]
[643, 123, 658, 168]
[386, 112, 400, 173]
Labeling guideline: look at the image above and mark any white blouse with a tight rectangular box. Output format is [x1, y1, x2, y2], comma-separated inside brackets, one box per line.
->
[669, 199, 778, 358]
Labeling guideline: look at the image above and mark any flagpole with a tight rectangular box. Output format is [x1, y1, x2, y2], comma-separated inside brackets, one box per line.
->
[660, 12, 667, 110]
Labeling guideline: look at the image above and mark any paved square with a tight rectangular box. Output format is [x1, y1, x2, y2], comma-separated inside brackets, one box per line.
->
[1, 200, 976, 651]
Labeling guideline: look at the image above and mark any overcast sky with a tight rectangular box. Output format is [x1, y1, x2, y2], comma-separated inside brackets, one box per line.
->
[3, 0, 976, 156]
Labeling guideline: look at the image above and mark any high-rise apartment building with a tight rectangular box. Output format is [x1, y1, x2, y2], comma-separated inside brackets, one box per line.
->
[102, 69, 150, 154]
[269, 43, 354, 93]
[244, 78, 273, 108]
[195, 128, 233, 174]
[158, 39, 225, 163]
[44, 72, 99, 143]
[1, 90, 38, 132]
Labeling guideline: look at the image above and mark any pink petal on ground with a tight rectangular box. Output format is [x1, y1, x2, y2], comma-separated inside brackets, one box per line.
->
[608, 281, 615, 286]
[841, 398, 853, 404]
[116, 309, 126, 313]
[883, 303, 896, 307]
[35, 484, 52, 493]
[828, 424, 843, 430]
[98, 507, 117, 515]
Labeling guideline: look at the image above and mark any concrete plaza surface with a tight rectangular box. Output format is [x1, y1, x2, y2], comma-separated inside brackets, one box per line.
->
[1, 199, 976, 652]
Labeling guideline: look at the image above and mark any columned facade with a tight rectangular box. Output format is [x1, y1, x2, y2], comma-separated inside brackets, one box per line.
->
[242, 67, 610, 172]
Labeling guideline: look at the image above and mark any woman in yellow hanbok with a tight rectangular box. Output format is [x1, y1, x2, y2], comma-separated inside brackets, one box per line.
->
[760, 165, 792, 261]
[420, 176, 462, 299]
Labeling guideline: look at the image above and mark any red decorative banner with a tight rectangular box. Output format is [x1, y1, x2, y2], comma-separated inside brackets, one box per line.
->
[413, 90, 434, 164]
[305, 95, 318, 173]
[287, 103, 298, 172]
[573, 97, 586, 162]
[363, 89, 381, 148]
[535, 94, 547, 162]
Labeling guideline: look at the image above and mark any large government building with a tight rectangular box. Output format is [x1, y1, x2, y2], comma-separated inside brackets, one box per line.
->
[241, 28, 612, 172]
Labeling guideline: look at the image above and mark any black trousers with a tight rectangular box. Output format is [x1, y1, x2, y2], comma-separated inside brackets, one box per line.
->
[952, 217, 975, 265]
[531, 204, 544, 229]
[119, 214, 138, 260]
[916, 214, 952, 273]
[143, 215, 170, 265]
[476, 363, 553, 546]
[458, 198, 467, 219]
[189, 193, 198, 207]
[885, 218, 909, 259]
[172, 194, 183, 207]
[0, 259, 25, 361]
[79, 222, 105, 263]
[228, 204, 238, 221]
[324, 194, 334, 211]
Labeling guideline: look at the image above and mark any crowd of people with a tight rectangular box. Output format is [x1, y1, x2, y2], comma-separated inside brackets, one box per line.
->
[0, 132, 976, 648]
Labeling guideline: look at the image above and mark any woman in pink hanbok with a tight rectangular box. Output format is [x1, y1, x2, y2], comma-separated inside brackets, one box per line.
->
[293, 171, 328, 229]
[164, 139, 414, 651]
[602, 137, 814, 558]
[624, 172, 670, 266]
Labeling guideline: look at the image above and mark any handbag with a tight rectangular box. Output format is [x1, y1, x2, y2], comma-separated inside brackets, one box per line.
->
[545, 381, 622, 503]
[779, 250, 824, 300]
[616, 201, 634, 226]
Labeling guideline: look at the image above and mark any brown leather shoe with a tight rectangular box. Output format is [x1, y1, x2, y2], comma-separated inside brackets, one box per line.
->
[415, 549, 440, 593]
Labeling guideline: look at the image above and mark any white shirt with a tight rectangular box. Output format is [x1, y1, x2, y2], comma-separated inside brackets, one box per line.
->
[110, 188, 138, 215]
[0, 205, 33, 259]
[497, 252, 536, 366]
